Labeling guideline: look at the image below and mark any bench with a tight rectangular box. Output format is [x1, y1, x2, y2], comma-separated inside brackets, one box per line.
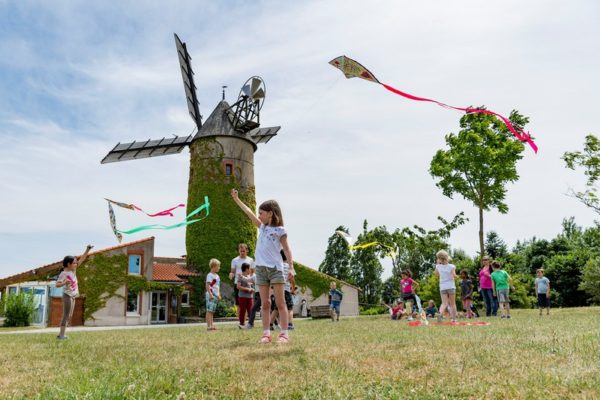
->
[310, 305, 331, 319]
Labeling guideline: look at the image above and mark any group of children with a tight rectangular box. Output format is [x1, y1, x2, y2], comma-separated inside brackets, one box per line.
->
[55, 191, 553, 341]
[384, 250, 552, 324]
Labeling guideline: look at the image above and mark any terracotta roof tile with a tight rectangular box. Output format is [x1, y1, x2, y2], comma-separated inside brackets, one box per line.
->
[152, 263, 201, 282]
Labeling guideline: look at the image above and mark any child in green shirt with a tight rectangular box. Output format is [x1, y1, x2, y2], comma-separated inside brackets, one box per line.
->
[491, 261, 512, 319]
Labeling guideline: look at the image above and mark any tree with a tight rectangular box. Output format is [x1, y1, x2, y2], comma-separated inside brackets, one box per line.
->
[350, 221, 383, 306]
[563, 134, 600, 214]
[319, 225, 353, 282]
[485, 231, 508, 259]
[429, 109, 528, 257]
[367, 213, 467, 279]
[579, 258, 600, 304]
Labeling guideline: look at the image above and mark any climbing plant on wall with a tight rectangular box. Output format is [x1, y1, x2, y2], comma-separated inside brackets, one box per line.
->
[186, 138, 257, 273]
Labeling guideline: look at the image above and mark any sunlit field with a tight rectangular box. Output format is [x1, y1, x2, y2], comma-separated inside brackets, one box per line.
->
[1, 308, 599, 399]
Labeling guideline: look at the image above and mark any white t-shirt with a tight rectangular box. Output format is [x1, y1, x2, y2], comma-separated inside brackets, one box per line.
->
[255, 224, 287, 270]
[231, 256, 254, 284]
[206, 272, 220, 297]
[436, 263, 456, 290]
[58, 270, 79, 297]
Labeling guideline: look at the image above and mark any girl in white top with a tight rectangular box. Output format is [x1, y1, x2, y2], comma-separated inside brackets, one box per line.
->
[231, 189, 294, 344]
[434, 250, 458, 323]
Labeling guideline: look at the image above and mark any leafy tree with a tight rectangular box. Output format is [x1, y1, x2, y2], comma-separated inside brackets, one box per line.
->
[485, 231, 508, 259]
[350, 221, 383, 306]
[579, 258, 600, 304]
[367, 213, 467, 279]
[429, 110, 528, 257]
[319, 225, 353, 282]
[545, 250, 590, 307]
[381, 276, 400, 304]
[563, 134, 600, 214]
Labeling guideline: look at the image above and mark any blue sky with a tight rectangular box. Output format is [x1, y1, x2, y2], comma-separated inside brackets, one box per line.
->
[1, 1, 600, 279]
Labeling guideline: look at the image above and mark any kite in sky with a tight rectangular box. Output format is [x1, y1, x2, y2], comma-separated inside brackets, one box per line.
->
[329, 55, 538, 153]
[105, 198, 185, 217]
[107, 196, 210, 242]
[335, 230, 397, 259]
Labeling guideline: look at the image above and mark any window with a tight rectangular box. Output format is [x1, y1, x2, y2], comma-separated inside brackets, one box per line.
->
[50, 286, 64, 297]
[225, 163, 233, 176]
[126, 290, 140, 315]
[128, 255, 141, 275]
[181, 290, 190, 307]
[8, 287, 18, 295]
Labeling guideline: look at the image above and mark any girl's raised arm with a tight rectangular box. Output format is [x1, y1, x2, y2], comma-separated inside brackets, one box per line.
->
[78, 245, 94, 266]
[230, 189, 261, 227]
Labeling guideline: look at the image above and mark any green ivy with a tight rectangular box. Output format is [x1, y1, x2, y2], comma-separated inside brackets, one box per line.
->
[77, 254, 129, 321]
[295, 262, 344, 299]
[186, 138, 257, 274]
[126, 276, 185, 296]
[75, 254, 184, 321]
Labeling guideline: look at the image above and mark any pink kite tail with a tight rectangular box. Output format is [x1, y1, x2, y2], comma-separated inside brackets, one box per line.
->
[131, 203, 186, 217]
[381, 83, 538, 153]
[465, 108, 538, 153]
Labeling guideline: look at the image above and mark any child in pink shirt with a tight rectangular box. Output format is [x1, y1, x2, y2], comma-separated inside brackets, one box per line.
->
[400, 270, 419, 321]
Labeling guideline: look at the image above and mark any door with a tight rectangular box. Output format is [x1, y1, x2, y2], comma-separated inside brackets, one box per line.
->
[151, 292, 167, 323]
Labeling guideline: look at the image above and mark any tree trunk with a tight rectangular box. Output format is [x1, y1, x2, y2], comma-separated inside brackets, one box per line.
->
[478, 205, 485, 258]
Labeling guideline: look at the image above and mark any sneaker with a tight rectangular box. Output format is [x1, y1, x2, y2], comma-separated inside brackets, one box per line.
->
[501, 315, 506, 319]
[244, 323, 254, 329]
[277, 333, 289, 343]
[288, 324, 294, 330]
[407, 317, 414, 321]
[56, 336, 68, 340]
[506, 315, 511, 319]
[238, 324, 244, 329]
[259, 335, 272, 344]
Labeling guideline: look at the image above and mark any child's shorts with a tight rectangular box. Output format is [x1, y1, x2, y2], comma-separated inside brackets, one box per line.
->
[497, 289, 510, 303]
[402, 293, 416, 302]
[255, 266, 285, 286]
[537, 293, 549, 308]
[205, 293, 218, 313]
[440, 288, 456, 295]
[330, 301, 341, 315]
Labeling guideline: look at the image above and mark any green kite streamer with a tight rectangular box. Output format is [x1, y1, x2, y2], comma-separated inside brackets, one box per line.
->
[108, 196, 210, 241]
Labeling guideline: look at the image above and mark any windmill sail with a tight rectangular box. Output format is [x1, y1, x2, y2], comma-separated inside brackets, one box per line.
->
[101, 135, 193, 164]
[175, 33, 202, 129]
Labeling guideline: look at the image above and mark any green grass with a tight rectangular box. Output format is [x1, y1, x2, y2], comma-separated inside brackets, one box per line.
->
[0, 308, 599, 399]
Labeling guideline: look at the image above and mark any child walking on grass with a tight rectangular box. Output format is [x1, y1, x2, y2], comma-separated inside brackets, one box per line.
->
[491, 261, 512, 319]
[236, 263, 255, 329]
[535, 269, 551, 316]
[434, 250, 458, 323]
[56, 244, 93, 340]
[400, 270, 419, 321]
[205, 259, 221, 331]
[231, 189, 294, 344]
[460, 270, 475, 319]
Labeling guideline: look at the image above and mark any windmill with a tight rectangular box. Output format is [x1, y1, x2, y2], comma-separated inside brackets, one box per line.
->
[101, 34, 281, 271]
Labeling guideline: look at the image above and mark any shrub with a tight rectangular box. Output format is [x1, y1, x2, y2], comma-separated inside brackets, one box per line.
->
[3, 292, 35, 327]
[360, 306, 386, 315]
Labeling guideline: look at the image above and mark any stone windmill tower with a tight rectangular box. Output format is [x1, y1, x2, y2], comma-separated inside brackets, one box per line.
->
[101, 34, 281, 272]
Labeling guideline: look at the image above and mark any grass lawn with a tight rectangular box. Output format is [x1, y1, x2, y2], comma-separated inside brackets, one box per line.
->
[0, 308, 599, 399]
